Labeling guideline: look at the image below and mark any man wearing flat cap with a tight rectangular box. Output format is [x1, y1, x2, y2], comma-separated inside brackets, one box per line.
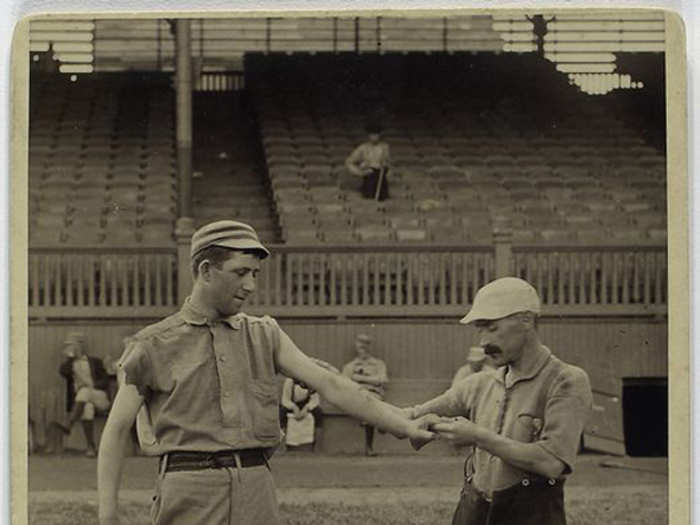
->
[405, 277, 593, 525]
[56, 332, 111, 457]
[98, 220, 437, 525]
[342, 333, 389, 456]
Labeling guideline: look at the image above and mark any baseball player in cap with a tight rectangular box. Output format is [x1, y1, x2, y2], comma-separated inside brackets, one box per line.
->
[405, 277, 593, 525]
[97, 220, 438, 525]
[55, 332, 111, 457]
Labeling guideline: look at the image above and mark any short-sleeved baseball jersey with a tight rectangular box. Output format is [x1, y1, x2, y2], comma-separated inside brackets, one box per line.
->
[414, 346, 592, 497]
[119, 298, 295, 455]
[342, 356, 388, 398]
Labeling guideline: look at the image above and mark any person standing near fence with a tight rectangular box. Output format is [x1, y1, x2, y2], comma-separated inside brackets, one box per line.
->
[405, 277, 593, 525]
[345, 123, 391, 201]
[97, 220, 437, 525]
[342, 333, 389, 456]
[55, 332, 111, 457]
[279, 376, 324, 451]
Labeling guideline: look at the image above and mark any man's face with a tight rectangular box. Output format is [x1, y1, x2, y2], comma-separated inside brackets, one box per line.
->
[368, 133, 381, 144]
[355, 339, 371, 359]
[64, 343, 83, 358]
[473, 314, 530, 368]
[204, 252, 261, 317]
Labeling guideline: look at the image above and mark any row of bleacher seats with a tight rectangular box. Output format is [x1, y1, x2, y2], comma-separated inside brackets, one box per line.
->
[29, 74, 178, 246]
[246, 53, 667, 246]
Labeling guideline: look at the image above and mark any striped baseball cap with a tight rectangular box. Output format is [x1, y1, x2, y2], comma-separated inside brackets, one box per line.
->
[190, 220, 270, 259]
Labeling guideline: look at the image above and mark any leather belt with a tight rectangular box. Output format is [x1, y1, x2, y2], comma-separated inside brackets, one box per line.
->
[160, 449, 267, 473]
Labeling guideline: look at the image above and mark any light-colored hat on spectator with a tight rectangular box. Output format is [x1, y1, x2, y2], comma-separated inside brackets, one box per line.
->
[63, 332, 85, 346]
[356, 333, 373, 344]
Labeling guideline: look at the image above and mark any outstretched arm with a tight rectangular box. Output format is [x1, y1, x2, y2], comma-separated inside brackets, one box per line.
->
[276, 333, 435, 440]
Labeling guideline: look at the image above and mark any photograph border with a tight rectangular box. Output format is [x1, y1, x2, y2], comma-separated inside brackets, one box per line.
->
[10, 6, 688, 524]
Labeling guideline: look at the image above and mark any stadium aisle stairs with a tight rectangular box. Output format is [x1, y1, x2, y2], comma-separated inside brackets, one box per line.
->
[191, 92, 279, 243]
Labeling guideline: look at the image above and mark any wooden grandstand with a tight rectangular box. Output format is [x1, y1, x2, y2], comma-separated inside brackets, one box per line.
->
[26, 15, 670, 456]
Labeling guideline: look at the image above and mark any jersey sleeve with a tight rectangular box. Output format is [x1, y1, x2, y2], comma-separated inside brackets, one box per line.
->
[118, 340, 155, 398]
[535, 366, 593, 474]
[413, 375, 478, 418]
[346, 144, 364, 165]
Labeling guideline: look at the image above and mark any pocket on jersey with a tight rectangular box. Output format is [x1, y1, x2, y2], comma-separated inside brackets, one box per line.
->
[250, 380, 282, 440]
[514, 413, 544, 442]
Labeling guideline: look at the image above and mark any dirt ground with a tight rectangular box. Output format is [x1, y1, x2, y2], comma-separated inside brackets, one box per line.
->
[28, 452, 668, 524]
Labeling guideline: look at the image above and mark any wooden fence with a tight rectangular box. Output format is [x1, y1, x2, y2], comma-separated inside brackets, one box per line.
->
[28, 247, 178, 318]
[511, 244, 667, 316]
[27, 243, 667, 319]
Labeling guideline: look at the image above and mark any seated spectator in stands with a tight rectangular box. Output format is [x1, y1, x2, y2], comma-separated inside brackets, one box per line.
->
[345, 123, 391, 201]
[56, 332, 111, 457]
[451, 346, 496, 388]
[279, 377, 324, 451]
[342, 334, 389, 456]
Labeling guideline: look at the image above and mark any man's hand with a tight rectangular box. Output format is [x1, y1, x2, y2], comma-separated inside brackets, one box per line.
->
[408, 413, 451, 450]
[432, 417, 482, 446]
[292, 405, 302, 419]
[401, 406, 417, 420]
[299, 406, 309, 420]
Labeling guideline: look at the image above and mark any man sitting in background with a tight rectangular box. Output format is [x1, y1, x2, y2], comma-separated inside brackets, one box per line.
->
[345, 123, 391, 201]
[342, 333, 389, 456]
[56, 332, 111, 457]
[279, 377, 323, 451]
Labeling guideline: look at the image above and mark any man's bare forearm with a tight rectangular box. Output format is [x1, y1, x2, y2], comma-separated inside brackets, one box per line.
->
[97, 421, 133, 523]
[319, 373, 411, 437]
[473, 428, 565, 479]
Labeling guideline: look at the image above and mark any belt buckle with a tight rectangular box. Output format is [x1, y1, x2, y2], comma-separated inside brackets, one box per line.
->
[210, 452, 227, 469]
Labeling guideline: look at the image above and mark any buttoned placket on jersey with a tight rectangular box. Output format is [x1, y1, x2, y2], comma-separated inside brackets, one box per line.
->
[207, 318, 242, 429]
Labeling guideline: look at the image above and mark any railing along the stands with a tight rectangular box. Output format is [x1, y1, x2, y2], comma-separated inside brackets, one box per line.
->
[511, 244, 667, 316]
[27, 243, 667, 319]
[28, 246, 178, 318]
[246, 244, 495, 317]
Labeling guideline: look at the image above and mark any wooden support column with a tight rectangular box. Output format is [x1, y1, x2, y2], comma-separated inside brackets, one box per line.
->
[493, 231, 514, 278]
[175, 217, 195, 303]
[175, 19, 193, 219]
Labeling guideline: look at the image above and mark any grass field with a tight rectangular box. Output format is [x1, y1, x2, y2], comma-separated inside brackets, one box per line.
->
[28, 486, 668, 525]
[28, 453, 668, 524]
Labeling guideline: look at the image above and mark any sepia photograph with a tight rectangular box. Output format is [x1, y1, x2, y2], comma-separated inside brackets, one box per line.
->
[11, 7, 686, 525]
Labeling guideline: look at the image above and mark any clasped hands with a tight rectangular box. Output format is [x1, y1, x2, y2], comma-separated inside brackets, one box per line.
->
[403, 408, 481, 450]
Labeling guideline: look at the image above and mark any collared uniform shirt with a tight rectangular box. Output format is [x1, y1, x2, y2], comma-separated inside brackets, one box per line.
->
[415, 347, 592, 498]
[346, 142, 391, 170]
[119, 299, 295, 455]
[342, 356, 388, 398]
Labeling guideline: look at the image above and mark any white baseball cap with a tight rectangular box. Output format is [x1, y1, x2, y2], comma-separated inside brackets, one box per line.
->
[460, 277, 541, 325]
